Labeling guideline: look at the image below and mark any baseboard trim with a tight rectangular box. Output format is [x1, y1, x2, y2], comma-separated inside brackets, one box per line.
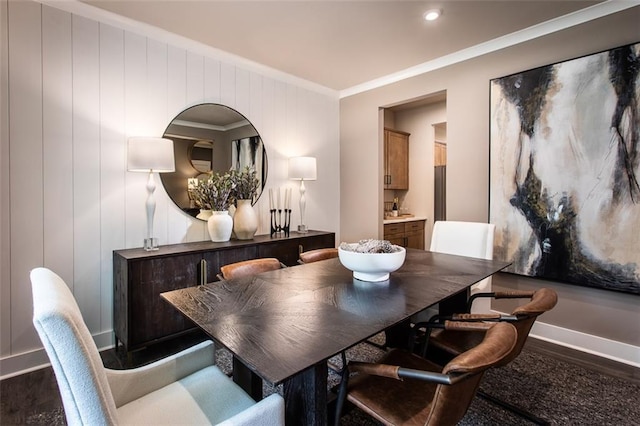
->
[0, 331, 114, 380]
[528, 321, 640, 368]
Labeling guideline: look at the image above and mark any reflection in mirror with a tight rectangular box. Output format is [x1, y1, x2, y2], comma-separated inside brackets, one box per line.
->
[160, 103, 268, 220]
[190, 141, 214, 173]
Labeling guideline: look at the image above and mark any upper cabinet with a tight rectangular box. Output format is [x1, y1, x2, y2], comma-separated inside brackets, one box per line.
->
[384, 128, 410, 190]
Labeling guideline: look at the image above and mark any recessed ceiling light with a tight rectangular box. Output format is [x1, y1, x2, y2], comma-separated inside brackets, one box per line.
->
[424, 9, 442, 21]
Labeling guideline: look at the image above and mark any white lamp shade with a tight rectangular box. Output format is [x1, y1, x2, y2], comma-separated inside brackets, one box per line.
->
[288, 156, 317, 181]
[127, 137, 175, 172]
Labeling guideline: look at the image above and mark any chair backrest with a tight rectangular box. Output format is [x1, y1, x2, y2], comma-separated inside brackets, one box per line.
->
[298, 248, 338, 264]
[429, 220, 495, 260]
[501, 288, 558, 366]
[430, 221, 496, 313]
[426, 322, 517, 425]
[219, 257, 283, 280]
[30, 267, 119, 425]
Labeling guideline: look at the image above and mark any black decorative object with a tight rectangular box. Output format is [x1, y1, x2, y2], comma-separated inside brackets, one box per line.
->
[270, 209, 291, 237]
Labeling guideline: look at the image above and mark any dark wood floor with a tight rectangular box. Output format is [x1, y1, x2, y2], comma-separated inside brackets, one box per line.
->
[1, 334, 638, 425]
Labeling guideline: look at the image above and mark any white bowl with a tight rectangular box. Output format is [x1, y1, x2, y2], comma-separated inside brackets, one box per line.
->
[338, 244, 406, 282]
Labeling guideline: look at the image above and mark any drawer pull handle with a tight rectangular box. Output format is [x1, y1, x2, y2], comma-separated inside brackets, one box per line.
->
[200, 259, 207, 285]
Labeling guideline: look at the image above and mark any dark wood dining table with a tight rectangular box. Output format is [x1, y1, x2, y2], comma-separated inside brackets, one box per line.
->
[161, 248, 510, 426]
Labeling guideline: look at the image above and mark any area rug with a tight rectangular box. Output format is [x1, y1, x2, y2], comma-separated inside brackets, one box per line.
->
[213, 334, 639, 426]
[22, 336, 640, 425]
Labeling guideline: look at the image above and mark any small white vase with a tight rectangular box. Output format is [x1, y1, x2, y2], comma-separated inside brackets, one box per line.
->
[207, 211, 233, 242]
[233, 199, 258, 240]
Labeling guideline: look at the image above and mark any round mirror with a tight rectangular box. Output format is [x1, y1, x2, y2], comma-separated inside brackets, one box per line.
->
[160, 103, 268, 220]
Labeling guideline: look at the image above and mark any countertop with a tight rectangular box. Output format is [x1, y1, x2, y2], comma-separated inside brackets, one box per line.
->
[383, 215, 428, 224]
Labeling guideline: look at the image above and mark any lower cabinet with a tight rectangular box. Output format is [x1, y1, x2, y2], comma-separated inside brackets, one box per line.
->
[384, 220, 425, 250]
[114, 230, 335, 354]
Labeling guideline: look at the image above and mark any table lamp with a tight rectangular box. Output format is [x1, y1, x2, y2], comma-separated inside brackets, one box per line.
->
[127, 137, 175, 250]
[288, 156, 317, 233]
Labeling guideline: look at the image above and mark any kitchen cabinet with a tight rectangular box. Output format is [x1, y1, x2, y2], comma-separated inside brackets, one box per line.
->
[113, 231, 335, 354]
[384, 128, 409, 190]
[384, 220, 425, 250]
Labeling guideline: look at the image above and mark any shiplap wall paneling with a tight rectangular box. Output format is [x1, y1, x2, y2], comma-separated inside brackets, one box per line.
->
[271, 81, 288, 183]
[186, 51, 204, 105]
[42, 5, 73, 295]
[249, 72, 266, 234]
[99, 22, 125, 334]
[285, 85, 298, 154]
[124, 32, 150, 251]
[235, 68, 251, 121]
[145, 39, 170, 251]
[165, 46, 192, 244]
[9, 0, 43, 354]
[182, 50, 207, 243]
[258, 77, 276, 236]
[220, 62, 236, 109]
[204, 57, 222, 104]
[72, 15, 102, 332]
[0, 0, 10, 356]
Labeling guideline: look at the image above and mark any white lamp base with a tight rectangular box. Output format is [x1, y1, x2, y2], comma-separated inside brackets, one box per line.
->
[144, 237, 159, 251]
[297, 224, 309, 233]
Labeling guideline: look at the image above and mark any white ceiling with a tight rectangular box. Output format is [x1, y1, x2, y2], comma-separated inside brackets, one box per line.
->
[80, 0, 613, 94]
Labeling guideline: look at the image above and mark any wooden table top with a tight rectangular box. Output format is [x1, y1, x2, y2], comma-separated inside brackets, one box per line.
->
[161, 249, 510, 385]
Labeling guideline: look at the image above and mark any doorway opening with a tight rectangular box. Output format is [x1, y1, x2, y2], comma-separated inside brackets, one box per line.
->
[380, 90, 447, 230]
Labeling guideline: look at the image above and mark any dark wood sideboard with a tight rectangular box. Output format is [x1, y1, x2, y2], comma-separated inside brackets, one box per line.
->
[113, 230, 335, 354]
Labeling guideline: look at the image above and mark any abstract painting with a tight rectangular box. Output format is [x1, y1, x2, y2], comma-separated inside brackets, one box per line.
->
[490, 42, 640, 295]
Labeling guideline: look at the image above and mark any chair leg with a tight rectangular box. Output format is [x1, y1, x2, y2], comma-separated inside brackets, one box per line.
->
[477, 390, 550, 425]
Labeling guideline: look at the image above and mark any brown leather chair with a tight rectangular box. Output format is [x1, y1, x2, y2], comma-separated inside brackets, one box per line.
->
[298, 247, 338, 264]
[334, 321, 517, 426]
[217, 258, 285, 281]
[422, 288, 558, 424]
[426, 288, 558, 367]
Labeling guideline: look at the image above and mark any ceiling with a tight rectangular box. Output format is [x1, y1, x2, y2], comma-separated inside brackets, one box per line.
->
[81, 1, 606, 93]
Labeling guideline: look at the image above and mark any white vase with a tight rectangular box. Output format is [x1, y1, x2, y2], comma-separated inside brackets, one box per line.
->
[233, 199, 258, 240]
[207, 211, 233, 242]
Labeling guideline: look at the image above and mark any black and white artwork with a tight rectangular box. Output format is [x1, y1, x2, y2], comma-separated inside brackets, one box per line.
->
[490, 42, 640, 295]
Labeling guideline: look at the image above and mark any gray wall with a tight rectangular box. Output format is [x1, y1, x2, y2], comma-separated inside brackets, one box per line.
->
[340, 8, 640, 355]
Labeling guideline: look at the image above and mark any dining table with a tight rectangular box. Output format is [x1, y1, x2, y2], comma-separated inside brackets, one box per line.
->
[161, 248, 511, 426]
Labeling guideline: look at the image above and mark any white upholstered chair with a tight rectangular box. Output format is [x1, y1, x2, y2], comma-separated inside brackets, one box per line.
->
[30, 267, 284, 426]
[429, 220, 496, 313]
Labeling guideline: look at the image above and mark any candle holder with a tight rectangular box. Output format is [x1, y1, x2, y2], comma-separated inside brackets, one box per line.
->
[270, 209, 291, 237]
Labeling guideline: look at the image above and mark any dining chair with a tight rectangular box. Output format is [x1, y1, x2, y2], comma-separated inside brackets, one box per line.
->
[334, 321, 517, 426]
[423, 288, 558, 424]
[31, 267, 285, 426]
[217, 257, 286, 281]
[428, 220, 496, 314]
[298, 247, 339, 264]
